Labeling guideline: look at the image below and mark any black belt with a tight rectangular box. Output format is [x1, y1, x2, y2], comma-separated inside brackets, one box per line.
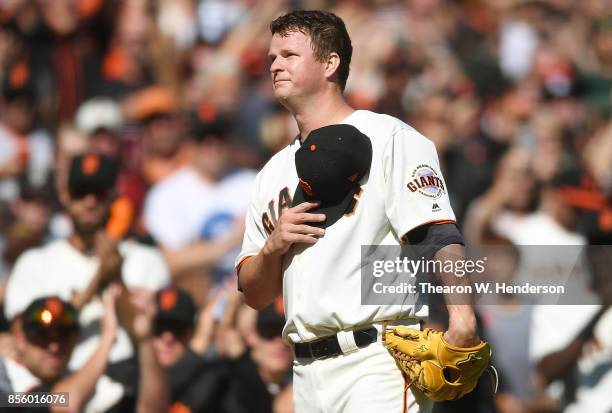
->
[294, 327, 378, 360]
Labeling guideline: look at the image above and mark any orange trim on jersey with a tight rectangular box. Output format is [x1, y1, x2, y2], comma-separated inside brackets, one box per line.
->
[430, 219, 456, 225]
[236, 255, 254, 274]
[412, 219, 458, 229]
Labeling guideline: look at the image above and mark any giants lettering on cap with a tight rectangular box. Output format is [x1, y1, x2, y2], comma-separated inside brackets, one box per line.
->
[407, 164, 446, 199]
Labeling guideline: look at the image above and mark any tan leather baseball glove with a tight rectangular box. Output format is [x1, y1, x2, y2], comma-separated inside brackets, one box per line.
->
[383, 327, 497, 401]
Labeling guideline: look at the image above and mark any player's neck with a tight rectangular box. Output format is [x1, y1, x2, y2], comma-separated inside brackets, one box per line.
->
[292, 92, 354, 142]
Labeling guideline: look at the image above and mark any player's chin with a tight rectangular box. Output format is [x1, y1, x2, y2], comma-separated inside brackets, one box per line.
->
[273, 83, 292, 98]
[273, 90, 287, 100]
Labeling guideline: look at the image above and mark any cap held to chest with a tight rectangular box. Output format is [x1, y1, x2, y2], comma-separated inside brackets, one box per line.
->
[292, 124, 372, 228]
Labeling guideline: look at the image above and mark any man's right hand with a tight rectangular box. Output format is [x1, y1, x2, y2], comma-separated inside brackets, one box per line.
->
[239, 202, 324, 309]
[262, 201, 326, 257]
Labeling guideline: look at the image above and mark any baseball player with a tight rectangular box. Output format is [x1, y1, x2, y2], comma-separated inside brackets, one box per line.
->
[236, 10, 486, 413]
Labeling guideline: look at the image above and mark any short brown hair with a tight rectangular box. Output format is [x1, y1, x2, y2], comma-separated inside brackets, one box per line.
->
[270, 10, 353, 92]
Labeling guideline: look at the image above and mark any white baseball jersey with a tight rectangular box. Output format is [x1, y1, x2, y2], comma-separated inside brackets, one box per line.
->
[236, 110, 456, 344]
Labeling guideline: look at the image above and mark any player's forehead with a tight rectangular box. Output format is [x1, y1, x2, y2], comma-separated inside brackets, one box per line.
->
[268, 30, 312, 55]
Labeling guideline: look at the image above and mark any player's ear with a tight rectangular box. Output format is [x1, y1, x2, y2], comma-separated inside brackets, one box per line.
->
[324, 52, 341, 81]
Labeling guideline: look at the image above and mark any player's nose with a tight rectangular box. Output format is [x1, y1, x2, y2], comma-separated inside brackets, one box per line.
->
[270, 58, 284, 75]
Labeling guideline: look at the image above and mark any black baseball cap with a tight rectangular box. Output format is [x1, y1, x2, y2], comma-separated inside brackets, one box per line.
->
[1, 61, 35, 101]
[68, 154, 119, 199]
[256, 299, 285, 340]
[550, 168, 612, 244]
[190, 111, 231, 142]
[292, 124, 372, 228]
[20, 296, 79, 334]
[154, 287, 197, 329]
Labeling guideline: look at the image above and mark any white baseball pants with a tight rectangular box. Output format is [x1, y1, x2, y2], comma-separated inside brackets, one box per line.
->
[292, 325, 433, 413]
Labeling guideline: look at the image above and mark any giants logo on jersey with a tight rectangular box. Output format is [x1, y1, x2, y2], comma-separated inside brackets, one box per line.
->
[407, 164, 446, 200]
[262, 187, 293, 235]
[261, 186, 364, 235]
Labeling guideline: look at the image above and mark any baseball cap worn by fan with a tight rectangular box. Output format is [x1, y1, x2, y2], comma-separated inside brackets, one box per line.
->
[75, 98, 123, 135]
[68, 154, 119, 199]
[155, 287, 198, 329]
[1, 61, 35, 101]
[292, 124, 372, 228]
[20, 296, 79, 334]
[256, 302, 286, 340]
[122, 86, 178, 122]
[190, 111, 231, 142]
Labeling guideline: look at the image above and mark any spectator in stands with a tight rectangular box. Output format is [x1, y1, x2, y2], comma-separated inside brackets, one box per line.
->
[0, 62, 54, 205]
[530, 280, 612, 412]
[143, 112, 253, 302]
[188, 287, 293, 412]
[222, 300, 293, 413]
[463, 148, 538, 244]
[1, 172, 55, 275]
[75, 97, 144, 233]
[153, 287, 198, 367]
[22, 0, 108, 122]
[3, 153, 170, 411]
[152, 285, 232, 413]
[1, 288, 170, 413]
[123, 86, 191, 185]
[477, 239, 535, 413]
[96, 0, 156, 99]
[0, 291, 117, 412]
[75, 97, 124, 159]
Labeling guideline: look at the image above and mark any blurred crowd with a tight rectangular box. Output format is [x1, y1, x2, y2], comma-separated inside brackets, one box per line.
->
[0, 0, 610, 412]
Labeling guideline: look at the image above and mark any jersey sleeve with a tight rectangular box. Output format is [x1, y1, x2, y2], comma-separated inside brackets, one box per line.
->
[382, 126, 456, 239]
[235, 172, 267, 270]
